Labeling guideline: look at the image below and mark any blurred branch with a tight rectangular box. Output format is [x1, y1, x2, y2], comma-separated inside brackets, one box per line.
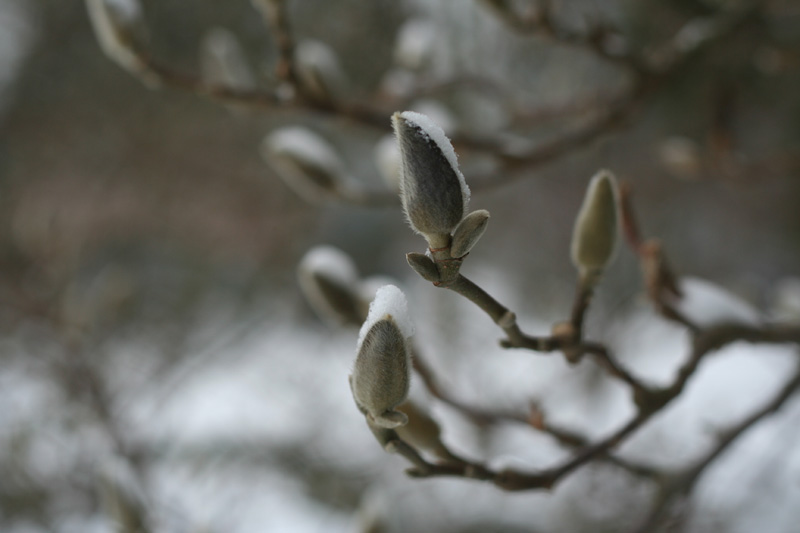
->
[85, 0, 766, 208]
[251, 0, 299, 90]
[632, 360, 800, 533]
[400, 183, 800, 491]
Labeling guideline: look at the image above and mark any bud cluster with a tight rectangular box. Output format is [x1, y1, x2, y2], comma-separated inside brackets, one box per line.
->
[392, 111, 491, 285]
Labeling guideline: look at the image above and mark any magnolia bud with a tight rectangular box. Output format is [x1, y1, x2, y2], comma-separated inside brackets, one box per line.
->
[570, 170, 619, 283]
[350, 285, 414, 428]
[295, 40, 348, 101]
[394, 19, 436, 71]
[200, 27, 255, 91]
[297, 246, 363, 326]
[85, 0, 156, 85]
[392, 111, 470, 248]
[451, 209, 490, 258]
[261, 127, 345, 202]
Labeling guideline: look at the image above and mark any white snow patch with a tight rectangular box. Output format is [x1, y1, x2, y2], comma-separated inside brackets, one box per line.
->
[674, 277, 761, 327]
[356, 285, 414, 351]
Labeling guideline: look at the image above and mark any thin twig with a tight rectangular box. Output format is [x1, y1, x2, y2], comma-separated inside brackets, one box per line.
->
[632, 363, 800, 533]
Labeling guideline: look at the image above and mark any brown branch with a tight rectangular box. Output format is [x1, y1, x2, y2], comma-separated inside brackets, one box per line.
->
[251, 0, 299, 88]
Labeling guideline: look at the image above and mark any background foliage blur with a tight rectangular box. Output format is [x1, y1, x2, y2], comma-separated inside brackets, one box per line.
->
[0, 0, 799, 531]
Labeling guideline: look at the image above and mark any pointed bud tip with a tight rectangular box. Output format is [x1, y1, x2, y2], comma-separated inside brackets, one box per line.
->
[571, 170, 620, 281]
[392, 111, 470, 239]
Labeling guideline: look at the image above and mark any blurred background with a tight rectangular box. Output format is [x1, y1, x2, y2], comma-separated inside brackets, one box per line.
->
[0, 0, 799, 531]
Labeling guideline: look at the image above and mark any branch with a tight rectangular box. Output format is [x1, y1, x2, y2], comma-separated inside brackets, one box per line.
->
[632, 361, 800, 533]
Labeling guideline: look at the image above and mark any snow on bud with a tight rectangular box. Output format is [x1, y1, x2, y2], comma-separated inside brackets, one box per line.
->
[85, 0, 155, 84]
[200, 27, 255, 91]
[295, 40, 348, 101]
[392, 111, 470, 247]
[297, 246, 363, 326]
[451, 209, 490, 258]
[358, 275, 401, 310]
[571, 170, 619, 283]
[350, 285, 414, 428]
[261, 127, 345, 202]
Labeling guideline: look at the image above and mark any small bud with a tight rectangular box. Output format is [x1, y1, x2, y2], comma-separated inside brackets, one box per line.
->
[261, 127, 345, 202]
[451, 209, 490, 258]
[658, 137, 701, 180]
[85, 0, 157, 85]
[394, 19, 436, 71]
[200, 27, 255, 91]
[394, 400, 454, 461]
[351, 285, 414, 428]
[406, 252, 440, 283]
[295, 40, 348, 101]
[570, 170, 619, 283]
[392, 111, 470, 247]
[298, 246, 363, 326]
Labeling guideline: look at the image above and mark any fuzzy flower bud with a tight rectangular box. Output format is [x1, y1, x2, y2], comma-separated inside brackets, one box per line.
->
[350, 285, 414, 428]
[295, 40, 349, 101]
[297, 246, 363, 326]
[571, 170, 620, 282]
[261, 127, 345, 202]
[392, 111, 470, 248]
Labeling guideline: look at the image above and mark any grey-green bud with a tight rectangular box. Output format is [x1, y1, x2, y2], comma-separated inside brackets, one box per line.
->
[261, 127, 345, 202]
[451, 209, 490, 258]
[392, 111, 470, 247]
[406, 252, 440, 283]
[571, 170, 620, 282]
[297, 246, 363, 327]
[350, 285, 414, 428]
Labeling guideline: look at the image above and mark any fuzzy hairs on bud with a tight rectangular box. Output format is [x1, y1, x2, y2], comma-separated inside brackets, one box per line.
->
[350, 285, 414, 428]
[392, 111, 470, 248]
